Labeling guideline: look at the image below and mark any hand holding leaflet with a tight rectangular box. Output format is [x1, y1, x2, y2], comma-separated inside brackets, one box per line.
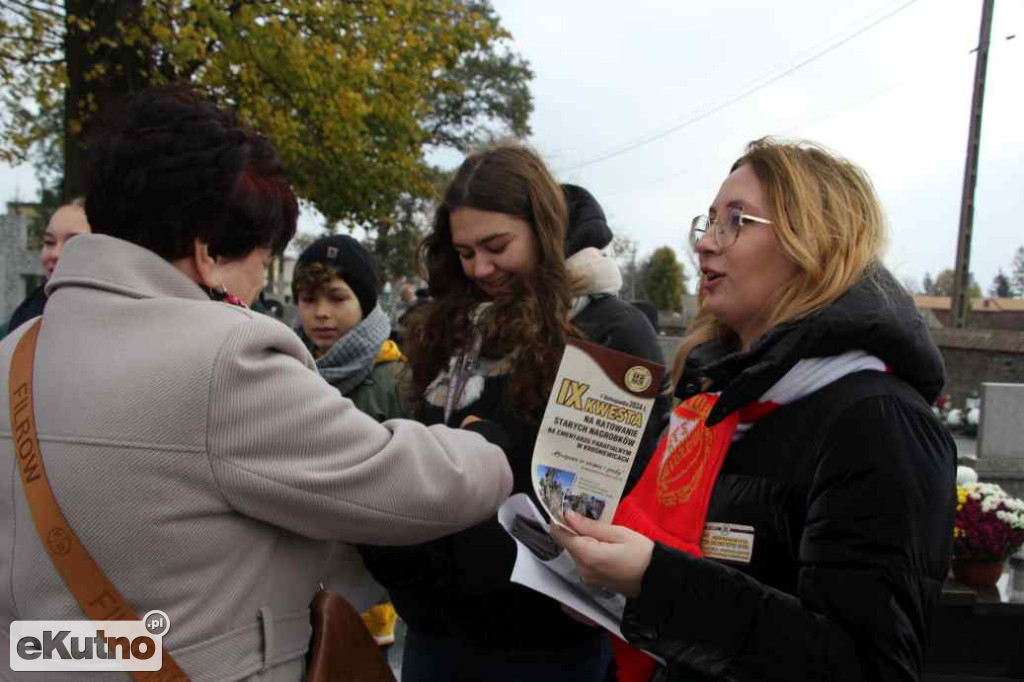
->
[497, 494, 662, 663]
[498, 493, 628, 635]
[496, 339, 665, 656]
[548, 510, 655, 599]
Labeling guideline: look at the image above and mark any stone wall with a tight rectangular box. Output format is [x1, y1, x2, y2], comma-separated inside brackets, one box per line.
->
[0, 212, 43, 323]
[930, 329, 1024, 407]
[929, 308, 1024, 332]
[654, 328, 1024, 410]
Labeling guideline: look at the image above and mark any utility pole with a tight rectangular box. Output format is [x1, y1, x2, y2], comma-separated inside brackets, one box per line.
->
[951, 0, 995, 329]
[630, 244, 638, 300]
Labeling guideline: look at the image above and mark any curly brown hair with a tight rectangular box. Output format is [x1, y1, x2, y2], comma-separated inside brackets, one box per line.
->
[403, 142, 578, 421]
[291, 261, 345, 300]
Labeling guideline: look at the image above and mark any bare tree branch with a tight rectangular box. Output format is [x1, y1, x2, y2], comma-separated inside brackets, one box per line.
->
[0, 46, 63, 65]
[0, 33, 62, 48]
[5, 0, 63, 20]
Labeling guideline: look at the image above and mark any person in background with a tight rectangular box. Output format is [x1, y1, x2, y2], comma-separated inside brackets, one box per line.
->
[388, 281, 419, 344]
[291, 233, 407, 648]
[5, 198, 90, 333]
[361, 143, 667, 682]
[0, 85, 513, 681]
[293, 234, 408, 423]
[553, 138, 956, 682]
[393, 282, 417, 321]
[628, 300, 660, 335]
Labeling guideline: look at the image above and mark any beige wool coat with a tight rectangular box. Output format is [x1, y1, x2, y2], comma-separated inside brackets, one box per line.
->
[0, 235, 513, 681]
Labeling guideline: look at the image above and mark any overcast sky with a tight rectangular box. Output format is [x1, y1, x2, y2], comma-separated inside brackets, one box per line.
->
[490, 0, 1024, 292]
[2, 0, 1021, 291]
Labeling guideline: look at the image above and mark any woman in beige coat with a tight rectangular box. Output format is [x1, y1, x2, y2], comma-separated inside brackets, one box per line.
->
[0, 86, 512, 681]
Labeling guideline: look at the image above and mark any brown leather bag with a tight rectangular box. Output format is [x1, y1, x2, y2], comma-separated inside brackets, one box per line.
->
[306, 590, 397, 682]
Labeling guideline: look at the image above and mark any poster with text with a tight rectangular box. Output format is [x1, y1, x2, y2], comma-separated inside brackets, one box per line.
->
[532, 337, 664, 529]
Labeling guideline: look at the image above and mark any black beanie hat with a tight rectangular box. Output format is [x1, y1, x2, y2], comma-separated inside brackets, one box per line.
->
[562, 184, 614, 257]
[295, 234, 380, 316]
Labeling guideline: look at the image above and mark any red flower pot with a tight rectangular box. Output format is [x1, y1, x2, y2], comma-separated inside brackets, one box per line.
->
[951, 557, 1006, 587]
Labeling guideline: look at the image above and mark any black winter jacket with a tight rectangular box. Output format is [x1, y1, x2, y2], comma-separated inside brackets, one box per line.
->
[5, 284, 47, 337]
[622, 268, 956, 682]
[360, 295, 669, 652]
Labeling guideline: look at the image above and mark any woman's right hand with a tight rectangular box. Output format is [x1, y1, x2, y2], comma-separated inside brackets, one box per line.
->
[461, 415, 483, 428]
[550, 511, 654, 599]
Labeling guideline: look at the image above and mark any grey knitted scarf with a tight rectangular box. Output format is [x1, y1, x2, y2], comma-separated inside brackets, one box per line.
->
[294, 305, 391, 396]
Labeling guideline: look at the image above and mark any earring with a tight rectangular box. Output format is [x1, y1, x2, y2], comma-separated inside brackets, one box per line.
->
[202, 282, 248, 309]
[201, 283, 229, 302]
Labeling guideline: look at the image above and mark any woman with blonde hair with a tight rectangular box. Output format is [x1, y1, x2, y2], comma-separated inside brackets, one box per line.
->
[554, 138, 956, 682]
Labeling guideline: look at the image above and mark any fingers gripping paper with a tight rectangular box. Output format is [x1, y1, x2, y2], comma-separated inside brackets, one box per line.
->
[532, 338, 665, 529]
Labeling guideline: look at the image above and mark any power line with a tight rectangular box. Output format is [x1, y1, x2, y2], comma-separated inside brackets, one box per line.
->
[556, 0, 916, 174]
[600, 76, 910, 200]
[600, 27, 1024, 201]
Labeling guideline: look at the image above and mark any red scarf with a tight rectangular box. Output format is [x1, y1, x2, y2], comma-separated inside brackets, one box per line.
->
[609, 351, 886, 682]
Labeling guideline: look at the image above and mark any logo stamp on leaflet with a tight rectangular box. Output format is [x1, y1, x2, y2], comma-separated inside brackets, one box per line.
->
[623, 366, 653, 393]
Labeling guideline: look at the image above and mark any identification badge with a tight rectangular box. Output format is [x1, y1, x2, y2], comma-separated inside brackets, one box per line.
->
[700, 522, 755, 564]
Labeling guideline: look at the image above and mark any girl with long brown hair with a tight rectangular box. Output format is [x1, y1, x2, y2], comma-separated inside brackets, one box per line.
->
[361, 142, 668, 681]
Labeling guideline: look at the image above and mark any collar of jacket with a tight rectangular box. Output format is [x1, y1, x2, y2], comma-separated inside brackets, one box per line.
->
[45, 234, 212, 303]
[677, 266, 946, 426]
[567, 246, 623, 297]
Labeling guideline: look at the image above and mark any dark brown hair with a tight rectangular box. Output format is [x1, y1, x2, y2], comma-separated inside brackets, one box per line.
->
[86, 85, 297, 262]
[404, 142, 577, 420]
[291, 262, 345, 299]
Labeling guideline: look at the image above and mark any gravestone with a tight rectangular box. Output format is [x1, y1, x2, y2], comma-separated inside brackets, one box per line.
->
[976, 382, 1024, 499]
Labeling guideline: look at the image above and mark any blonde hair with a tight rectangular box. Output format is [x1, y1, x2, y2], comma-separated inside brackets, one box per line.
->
[672, 137, 887, 385]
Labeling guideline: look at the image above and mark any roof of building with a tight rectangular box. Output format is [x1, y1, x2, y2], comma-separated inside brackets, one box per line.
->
[4, 202, 42, 218]
[914, 295, 1024, 313]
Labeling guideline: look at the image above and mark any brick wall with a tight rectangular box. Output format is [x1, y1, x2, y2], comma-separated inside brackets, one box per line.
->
[930, 309, 1024, 332]
[655, 328, 1024, 409]
[941, 348, 1024, 406]
[930, 329, 1024, 406]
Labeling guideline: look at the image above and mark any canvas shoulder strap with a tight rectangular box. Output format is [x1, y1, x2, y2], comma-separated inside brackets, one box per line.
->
[8, 319, 188, 681]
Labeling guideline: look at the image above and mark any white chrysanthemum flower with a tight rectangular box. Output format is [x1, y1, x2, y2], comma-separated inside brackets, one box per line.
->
[957, 467, 978, 486]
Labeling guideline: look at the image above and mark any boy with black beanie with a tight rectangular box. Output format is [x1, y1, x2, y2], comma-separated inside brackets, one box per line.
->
[291, 234, 407, 647]
[291, 233, 408, 420]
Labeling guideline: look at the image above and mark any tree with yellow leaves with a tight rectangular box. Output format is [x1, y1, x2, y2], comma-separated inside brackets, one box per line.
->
[1, 0, 532, 275]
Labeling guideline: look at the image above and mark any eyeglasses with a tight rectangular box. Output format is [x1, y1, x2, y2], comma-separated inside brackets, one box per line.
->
[689, 208, 772, 251]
